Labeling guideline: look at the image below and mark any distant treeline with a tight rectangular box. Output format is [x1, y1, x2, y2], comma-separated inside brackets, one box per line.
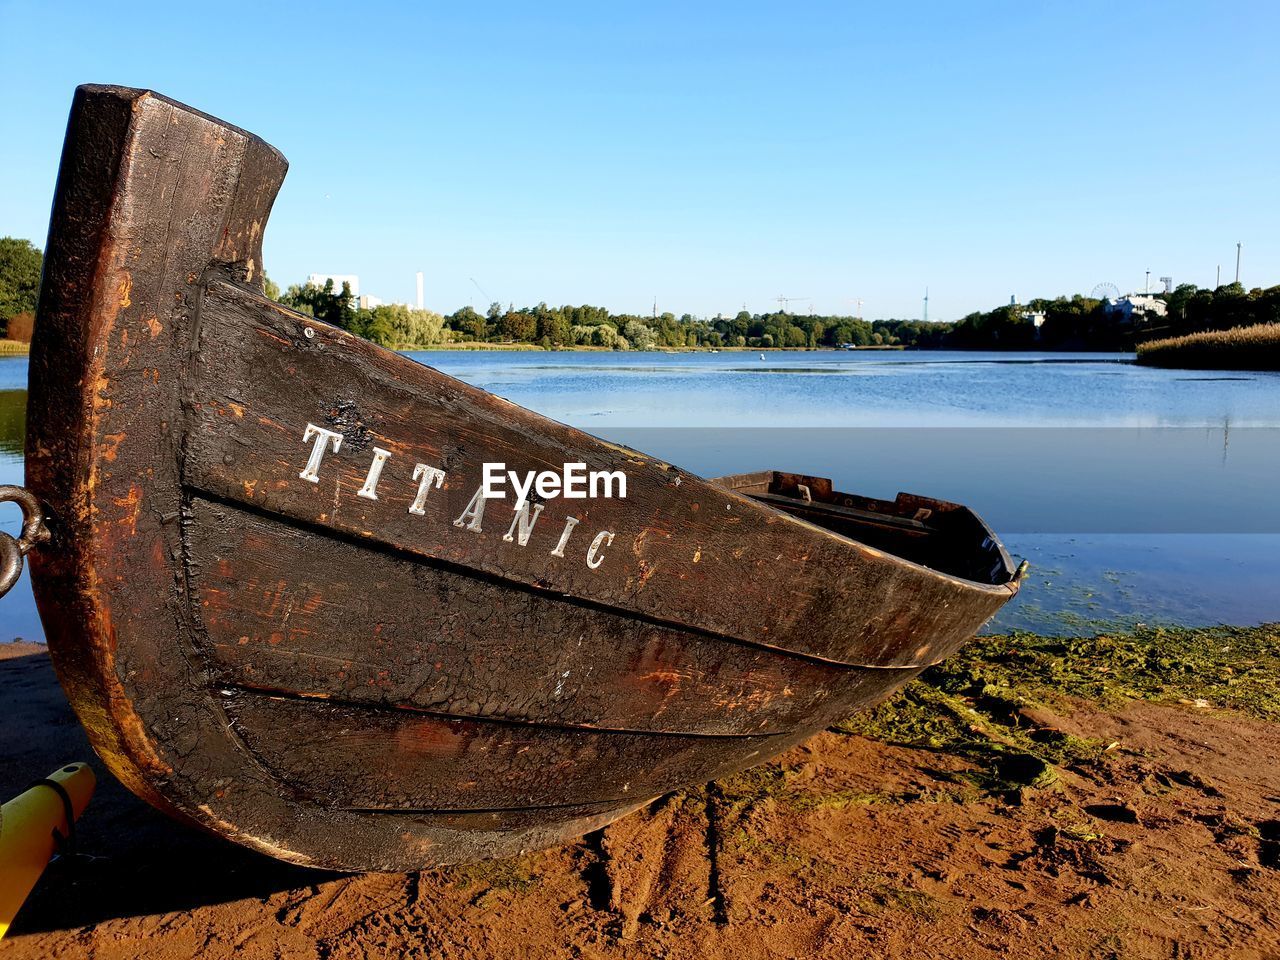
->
[1145, 282, 1280, 342]
[3, 235, 1278, 352]
[947, 283, 1280, 350]
[277, 277, 1280, 352]
[274, 276, 949, 350]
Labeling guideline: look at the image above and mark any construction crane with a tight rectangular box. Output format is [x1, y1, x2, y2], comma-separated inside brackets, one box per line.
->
[469, 277, 492, 310]
[775, 295, 810, 313]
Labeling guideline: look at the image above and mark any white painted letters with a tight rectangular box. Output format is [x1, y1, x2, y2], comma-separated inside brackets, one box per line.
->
[503, 501, 545, 546]
[453, 486, 489, 533]
[293, 421, 626, 572]
[299, 423, 343, 483]
[357, 447, 392, 500]
[408, 463, 446, 515]
[550, 516, 580, 558]
[586, 530, 615, 570]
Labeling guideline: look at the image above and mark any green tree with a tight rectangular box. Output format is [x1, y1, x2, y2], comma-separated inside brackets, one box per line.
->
[591, 323, 621, 348]
[0, 238, 43, 332]
[536, 309, 571, 346]
[498, 310, 537, 342]
[357, 308, 397, 347]
[448, 306, 487, 341]
[622, 319, 657, 350]
[399, 307, 446, 346]
[334, 281, 356, 331]
[280, 284, 315, 317]
[279, 279, 356, 331]
[354, 304, 446, 347]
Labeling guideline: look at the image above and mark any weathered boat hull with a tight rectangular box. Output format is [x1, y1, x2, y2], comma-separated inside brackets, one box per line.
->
[26, 85, 1020, 870]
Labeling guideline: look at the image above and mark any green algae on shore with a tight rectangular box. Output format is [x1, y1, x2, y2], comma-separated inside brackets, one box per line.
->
[944, 625, 1280, 720]
[839, 624, 1280, 788]
[713, 624, 1280, 809]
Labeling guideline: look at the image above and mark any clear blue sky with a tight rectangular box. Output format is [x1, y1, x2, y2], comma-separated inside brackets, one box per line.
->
[3, 1, 1277, 320]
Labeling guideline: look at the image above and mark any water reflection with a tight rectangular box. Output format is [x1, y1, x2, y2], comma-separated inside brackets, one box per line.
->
[1, 388, 39, 641]
[405, 349, 1280, 428]
[0, 390, 24, 458]
[599, 426, 1280, 534]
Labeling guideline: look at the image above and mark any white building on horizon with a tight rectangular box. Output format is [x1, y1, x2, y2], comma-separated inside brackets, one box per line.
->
[307, 273, 359, 296]
[306, 272, 430, 313]
[1106, 294, 1168, 321]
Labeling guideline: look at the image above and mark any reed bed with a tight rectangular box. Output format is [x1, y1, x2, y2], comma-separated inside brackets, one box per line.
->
[0, 339, 31, 356]
[1136, 322, 1280, 370]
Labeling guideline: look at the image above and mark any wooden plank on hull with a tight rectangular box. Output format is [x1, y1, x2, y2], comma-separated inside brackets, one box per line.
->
[190, 496, 909, 737]
[223, 691, 787, 811]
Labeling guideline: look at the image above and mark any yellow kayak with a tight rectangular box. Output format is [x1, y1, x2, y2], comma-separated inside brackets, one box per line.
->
[0, 763, 95, 939]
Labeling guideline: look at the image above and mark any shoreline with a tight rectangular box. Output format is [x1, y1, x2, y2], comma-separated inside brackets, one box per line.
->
[1, 340, 1142, 358]
[393, 343, 1125, 354]
[402, 342, 911, 352]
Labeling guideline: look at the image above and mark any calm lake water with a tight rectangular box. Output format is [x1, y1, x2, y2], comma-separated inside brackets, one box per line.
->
[3, 349, 1279, 639]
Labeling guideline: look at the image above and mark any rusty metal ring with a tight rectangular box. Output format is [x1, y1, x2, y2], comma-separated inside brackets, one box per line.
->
[0, 485, 50, 599]
[0, 535, 21, 598]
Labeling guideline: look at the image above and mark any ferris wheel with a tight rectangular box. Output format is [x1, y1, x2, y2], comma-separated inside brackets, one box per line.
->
[1091, 282, 1120, 301]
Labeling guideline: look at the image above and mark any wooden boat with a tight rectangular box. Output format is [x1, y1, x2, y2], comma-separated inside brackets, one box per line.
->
[23, 85, 1022, 871]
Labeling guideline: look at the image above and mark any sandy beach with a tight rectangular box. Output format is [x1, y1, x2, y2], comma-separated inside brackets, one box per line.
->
[5, 628, 1278, 959]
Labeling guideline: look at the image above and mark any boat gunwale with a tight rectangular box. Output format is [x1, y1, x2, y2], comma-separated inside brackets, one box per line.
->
[211, 279, 1022, 605]
[710, 469, 1021, 595]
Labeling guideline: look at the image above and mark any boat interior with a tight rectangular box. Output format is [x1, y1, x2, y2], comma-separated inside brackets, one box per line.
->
[711, 471, 1016, 587]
